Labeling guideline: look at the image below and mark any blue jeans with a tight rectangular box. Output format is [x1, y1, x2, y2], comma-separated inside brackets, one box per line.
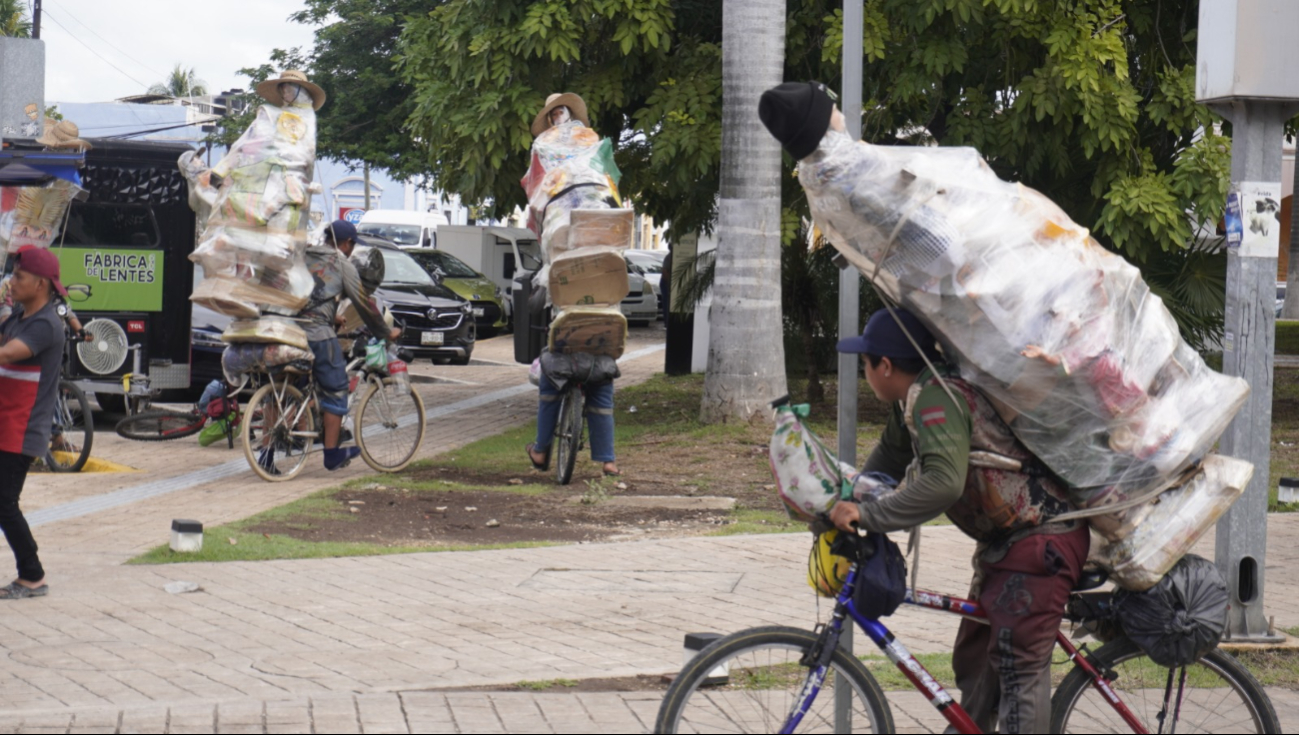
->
[307, 338, 350, 417]
[534, 374, 615, 463]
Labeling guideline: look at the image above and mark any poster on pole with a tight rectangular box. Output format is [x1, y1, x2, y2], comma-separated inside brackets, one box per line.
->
[1224, 181, 1282, 258]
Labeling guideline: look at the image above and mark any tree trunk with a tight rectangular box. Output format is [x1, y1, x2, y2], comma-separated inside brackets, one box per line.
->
[700, 0, 788, 424]
[1283, 138, 1299, 320]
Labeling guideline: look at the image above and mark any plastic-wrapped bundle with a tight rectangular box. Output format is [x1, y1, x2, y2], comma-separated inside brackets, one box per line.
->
[521, 122, 622, 260]
[548, 305, 626, 358]
[221, 342, 313, 382]
[548, 246, 629, 307]
[798, 130, 1248, 508]
[221, 317, 309, 350]
[0, 180, 84, 253]
[1095, 455, 1251, 591]
[769, 404, 857, 522]
[184, 99, 318, 318]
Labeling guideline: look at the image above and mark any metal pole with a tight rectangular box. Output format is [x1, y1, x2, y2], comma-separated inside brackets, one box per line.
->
[32, 0, 41, 39]
[835, 4, 863, 732]
[1211, 99, 1298, 642]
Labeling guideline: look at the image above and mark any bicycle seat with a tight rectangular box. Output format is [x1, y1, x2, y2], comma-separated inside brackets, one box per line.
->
[1073, 566, 1109, 592]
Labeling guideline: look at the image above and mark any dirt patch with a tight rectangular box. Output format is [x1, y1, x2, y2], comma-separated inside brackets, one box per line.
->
[247, 487, 734, 547]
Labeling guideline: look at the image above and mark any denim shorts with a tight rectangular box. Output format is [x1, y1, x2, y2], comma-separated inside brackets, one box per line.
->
[308, 338, 350, 416]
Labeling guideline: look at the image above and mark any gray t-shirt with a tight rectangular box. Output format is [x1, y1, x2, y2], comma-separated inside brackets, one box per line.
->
[0, 301, 64, 457]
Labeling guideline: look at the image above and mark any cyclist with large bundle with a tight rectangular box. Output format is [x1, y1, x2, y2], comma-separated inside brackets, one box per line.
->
[295, 219, 400, 471]
[826, 307, 1087, 734]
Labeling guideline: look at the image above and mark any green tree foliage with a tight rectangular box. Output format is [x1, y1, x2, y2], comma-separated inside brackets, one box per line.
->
[148, 64, 208, 98]
[0, 0, 30, 38]
[399, 0, 719, 235]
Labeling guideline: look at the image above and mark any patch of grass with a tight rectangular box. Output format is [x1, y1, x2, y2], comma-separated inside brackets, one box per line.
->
[129, 532, 558, 564]
[1276, 322, 1299, 356]
[1232, 649, 1299, 688]
[515, 678, 578, 691]
[710, 508, 802, 536]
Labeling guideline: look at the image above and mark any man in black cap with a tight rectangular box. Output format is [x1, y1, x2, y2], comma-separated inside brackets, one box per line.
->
[829, 307, 1089, 734]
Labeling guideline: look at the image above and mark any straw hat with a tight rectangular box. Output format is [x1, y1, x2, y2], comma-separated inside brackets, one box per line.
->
[36, 120, 92, 151]
[531, 92, 589, 137]
[255, 70, 326, 110]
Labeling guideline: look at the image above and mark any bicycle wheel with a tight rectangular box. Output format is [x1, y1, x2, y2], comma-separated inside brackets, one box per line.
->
[355, 377, 426, 472]
[554, 386, 583, 485]
[655, 626, 893, 734]
[46, 381, 93, 472]
[1050, 637, 1280, 733]
[115, 410, 204, 441]
[242, 381, 316, 482]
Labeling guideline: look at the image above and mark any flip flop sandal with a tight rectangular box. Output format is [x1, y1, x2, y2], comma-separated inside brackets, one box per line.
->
[603, 467, 622, 477]
[0, 582, 48, 599]
[526, 443, 551, 471]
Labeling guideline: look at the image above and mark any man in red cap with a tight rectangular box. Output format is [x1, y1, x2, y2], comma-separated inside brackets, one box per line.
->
[0, 246, 68, 599]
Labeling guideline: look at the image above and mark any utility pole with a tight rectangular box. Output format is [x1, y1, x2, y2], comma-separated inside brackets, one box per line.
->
[32, 0, 41, 39]
[363, 161, 371, 211]
[835, 4, 863, 733]
[1196, 0, 1299, 642]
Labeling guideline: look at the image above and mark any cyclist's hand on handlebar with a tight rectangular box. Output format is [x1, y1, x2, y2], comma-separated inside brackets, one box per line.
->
[829, 501, 861, 534]
[387, 326, 402, 342]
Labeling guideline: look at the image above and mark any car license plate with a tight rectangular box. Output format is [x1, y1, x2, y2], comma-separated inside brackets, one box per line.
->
[472, 307, 485, 317]
[421, 331, 444, 345]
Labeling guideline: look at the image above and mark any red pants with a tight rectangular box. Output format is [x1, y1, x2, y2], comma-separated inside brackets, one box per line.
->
[951, 524, 1090, 733]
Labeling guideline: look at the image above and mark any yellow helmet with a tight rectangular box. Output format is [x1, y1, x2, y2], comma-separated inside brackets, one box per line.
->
[808, 530, 851, 597]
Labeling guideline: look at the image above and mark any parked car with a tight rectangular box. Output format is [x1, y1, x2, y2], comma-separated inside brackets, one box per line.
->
[622, 260, 658, 327]
[355, 239, 477, 364]
[404, 248, 509, 335]
[625, 250, 666, 315]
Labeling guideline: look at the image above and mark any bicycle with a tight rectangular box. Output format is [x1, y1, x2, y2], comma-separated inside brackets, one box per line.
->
[115, 388, 242, 447]
[44, 323, 93, 473]
[654, 530, 1280, 734]
[554, 379, 585, 485]
[241, 341, 426, 482]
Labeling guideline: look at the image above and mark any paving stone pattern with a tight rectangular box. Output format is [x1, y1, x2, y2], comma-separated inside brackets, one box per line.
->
[2, 331, 1298, 732]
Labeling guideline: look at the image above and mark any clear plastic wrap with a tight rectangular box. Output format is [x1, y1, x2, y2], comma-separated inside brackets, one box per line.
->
[0, 181, 84, 253]
[521, 121, 623, 262]
[184, 100, 317, 319]
[1096, 455, 1252, 591]
[548, 305, 627, 358]
[548, 246, 629, 307]
[798, 131, 1249, 509]
[221, 342, 314, 382]
[221, 317, 309, 350]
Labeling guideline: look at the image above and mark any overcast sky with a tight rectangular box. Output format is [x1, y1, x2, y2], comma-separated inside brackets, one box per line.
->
[40, 0, 319, 103]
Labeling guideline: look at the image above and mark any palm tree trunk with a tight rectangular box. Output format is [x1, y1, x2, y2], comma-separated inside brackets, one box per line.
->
[700, 0, 788, 424]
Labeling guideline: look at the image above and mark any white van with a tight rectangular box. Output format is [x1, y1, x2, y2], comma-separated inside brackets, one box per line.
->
[356, 209, 450, 248]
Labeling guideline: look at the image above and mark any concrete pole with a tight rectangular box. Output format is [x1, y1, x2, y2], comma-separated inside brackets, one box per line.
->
[835, 4, 863, 733]
[1210, 99, 1299, 641]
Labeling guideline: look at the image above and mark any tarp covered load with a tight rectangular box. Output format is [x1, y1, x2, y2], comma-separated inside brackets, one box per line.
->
[181, 98, 319, 319]
[798, 130, 1248, 509]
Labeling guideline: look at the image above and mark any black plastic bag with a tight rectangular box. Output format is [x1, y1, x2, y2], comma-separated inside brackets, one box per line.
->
[833, 531, 907, 620]
[1114, 554, 1228, 668]
[539, 350, 621, 392]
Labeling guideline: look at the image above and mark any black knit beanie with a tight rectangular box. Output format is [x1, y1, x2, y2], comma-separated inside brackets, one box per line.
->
[758, 82, 835, 161]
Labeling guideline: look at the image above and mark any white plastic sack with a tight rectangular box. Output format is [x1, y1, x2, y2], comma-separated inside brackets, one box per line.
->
[798, 130, 1248, 512]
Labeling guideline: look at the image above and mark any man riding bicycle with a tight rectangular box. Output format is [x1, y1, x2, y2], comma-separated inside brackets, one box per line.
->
[827, 308, 1089, 734]
[290, 219, 400, 472]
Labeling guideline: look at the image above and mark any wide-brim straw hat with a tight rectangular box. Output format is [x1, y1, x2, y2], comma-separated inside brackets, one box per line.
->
[36, 120, 92, 151]
[256, 70, 326, 110]
[531, 92, 589, 137]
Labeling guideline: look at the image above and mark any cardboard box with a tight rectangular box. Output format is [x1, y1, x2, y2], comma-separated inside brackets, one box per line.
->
[548, 305, 627, 359]
[548, 247, 629, 307]
[570, 208, 633, 249]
